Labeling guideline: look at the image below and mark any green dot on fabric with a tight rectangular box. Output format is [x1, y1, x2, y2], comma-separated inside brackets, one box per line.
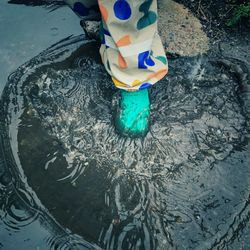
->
[156, 56, 167, 65]
[137, 11, 157, 30]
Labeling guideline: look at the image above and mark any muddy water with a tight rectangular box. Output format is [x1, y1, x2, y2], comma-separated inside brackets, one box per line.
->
[1, 31, 249, 250]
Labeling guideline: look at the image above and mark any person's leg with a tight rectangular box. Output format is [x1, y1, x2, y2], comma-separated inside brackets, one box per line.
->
[98, 0, 168, 90]
[98, 0, 168, 136]
[65, 0, 168, 136]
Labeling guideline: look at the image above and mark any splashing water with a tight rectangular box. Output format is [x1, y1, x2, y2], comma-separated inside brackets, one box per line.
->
[1, 35, 250, 249]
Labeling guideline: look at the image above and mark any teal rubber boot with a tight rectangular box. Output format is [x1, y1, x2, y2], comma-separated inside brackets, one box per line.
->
[115, 89, 150, 137]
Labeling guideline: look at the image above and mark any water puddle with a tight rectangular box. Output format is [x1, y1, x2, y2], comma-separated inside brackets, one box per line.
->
[1, 35, 250, 249]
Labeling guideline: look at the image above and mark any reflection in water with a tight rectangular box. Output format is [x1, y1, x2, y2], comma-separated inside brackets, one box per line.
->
[1, 35, 250, 249]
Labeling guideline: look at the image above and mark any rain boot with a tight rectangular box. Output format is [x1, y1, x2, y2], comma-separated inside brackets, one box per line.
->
[115, 89, 150, 137]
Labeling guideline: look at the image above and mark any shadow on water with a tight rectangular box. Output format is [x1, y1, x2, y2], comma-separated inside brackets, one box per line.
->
[1, 35, 250, 249]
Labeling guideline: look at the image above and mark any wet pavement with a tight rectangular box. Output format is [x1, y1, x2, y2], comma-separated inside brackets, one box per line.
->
[0, 1, 250, 250]
[0, 0, 82, 95]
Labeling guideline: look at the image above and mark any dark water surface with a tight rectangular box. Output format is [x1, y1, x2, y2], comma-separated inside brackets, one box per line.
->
[1, 31, 250, 249]
[1, 1, 250, 250]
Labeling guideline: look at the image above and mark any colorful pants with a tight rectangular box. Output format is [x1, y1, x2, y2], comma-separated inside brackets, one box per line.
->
[65, 0, 168, 90]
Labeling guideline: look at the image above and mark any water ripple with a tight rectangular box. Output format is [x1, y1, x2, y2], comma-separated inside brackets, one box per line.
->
[2, 37, 250, 249]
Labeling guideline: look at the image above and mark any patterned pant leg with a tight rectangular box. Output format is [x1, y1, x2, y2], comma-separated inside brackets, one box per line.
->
[65, 0, 168, 90]
[98, 0, 168, 90]
[64, 0, 99, 19]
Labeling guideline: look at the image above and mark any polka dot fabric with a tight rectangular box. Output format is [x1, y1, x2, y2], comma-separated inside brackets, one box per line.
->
[65, 0, 168, 90]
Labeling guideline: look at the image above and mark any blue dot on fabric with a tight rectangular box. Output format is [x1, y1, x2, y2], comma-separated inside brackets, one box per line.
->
[139, 83, 152, 90]
[114, 0, 132, 20]
[138, 51, 155, 69]
[73, 2, 89, 16]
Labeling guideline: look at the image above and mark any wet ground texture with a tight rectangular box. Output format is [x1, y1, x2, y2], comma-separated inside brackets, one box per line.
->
[1, 1, 250, 250]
